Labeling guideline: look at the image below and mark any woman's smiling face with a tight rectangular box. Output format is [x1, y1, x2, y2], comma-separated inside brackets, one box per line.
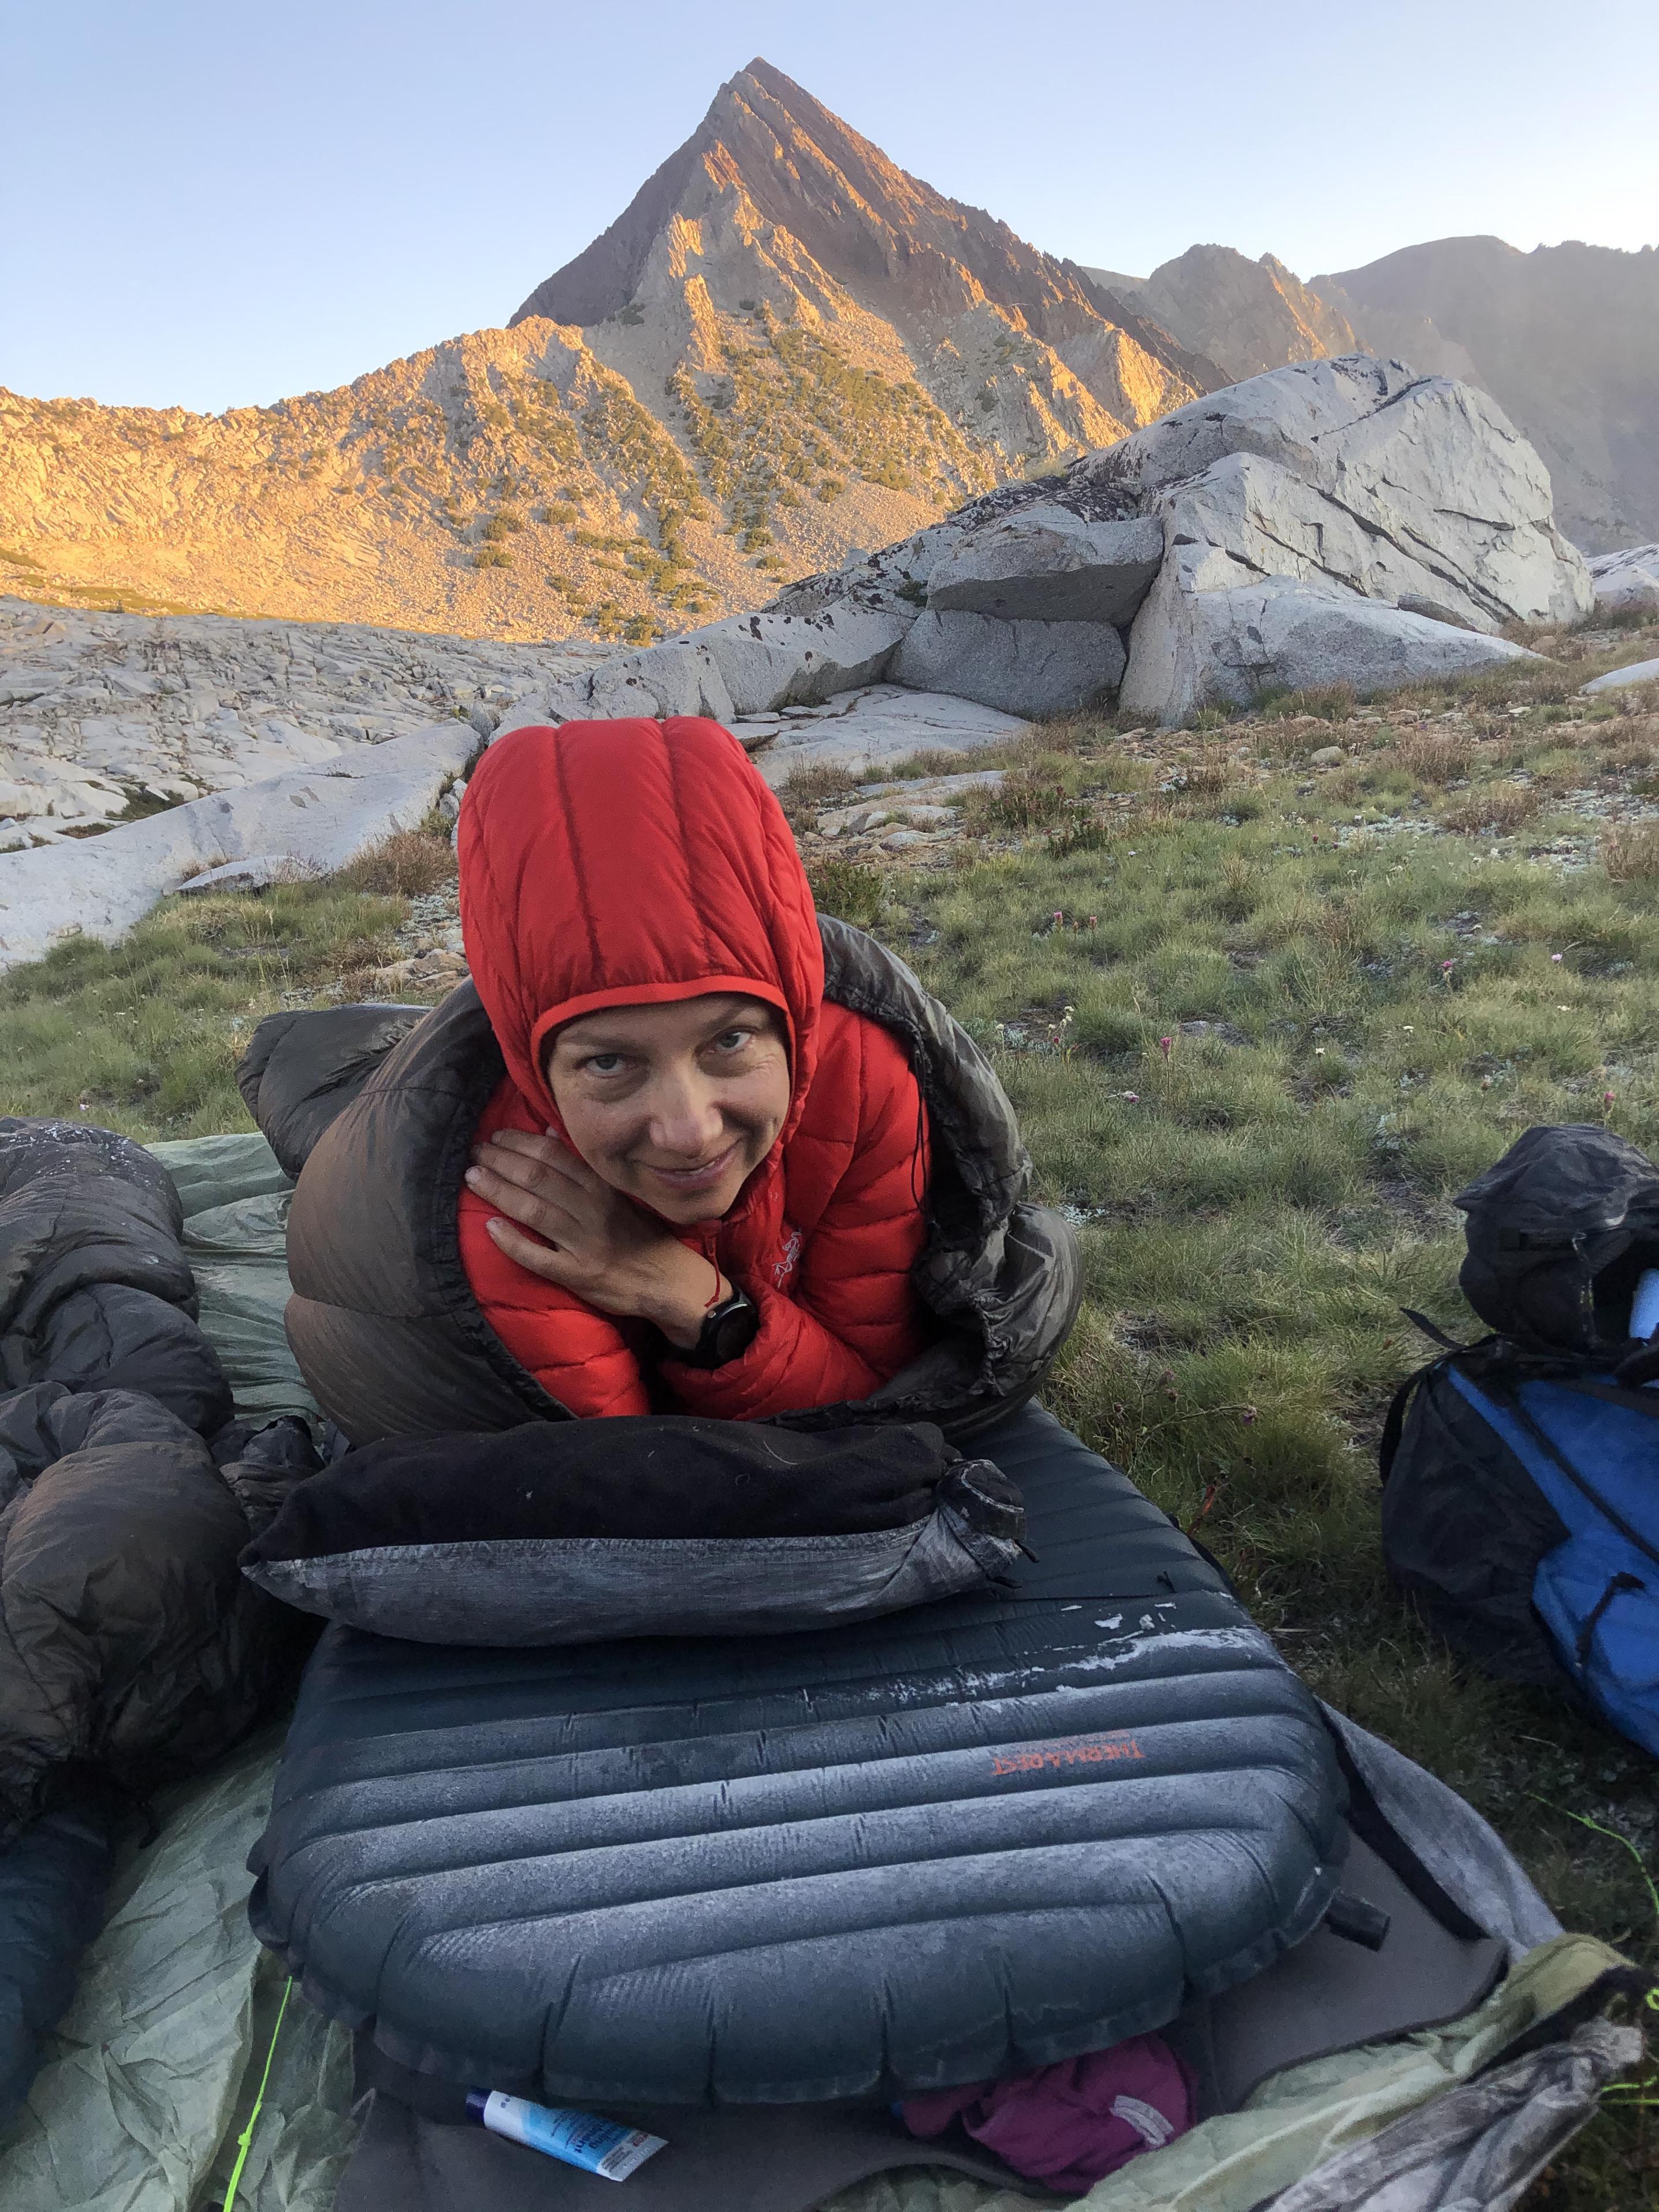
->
[544, 993, 791, 1225]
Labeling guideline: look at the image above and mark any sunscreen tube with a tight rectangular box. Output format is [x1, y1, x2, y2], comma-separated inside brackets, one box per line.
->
[464, 2091, 667, 2179]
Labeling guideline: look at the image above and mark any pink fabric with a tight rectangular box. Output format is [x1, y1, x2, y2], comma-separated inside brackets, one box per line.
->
[899, 2035, 1197, 2195]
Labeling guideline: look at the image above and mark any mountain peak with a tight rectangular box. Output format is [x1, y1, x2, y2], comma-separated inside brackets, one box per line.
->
[511, 61, 1207, 398]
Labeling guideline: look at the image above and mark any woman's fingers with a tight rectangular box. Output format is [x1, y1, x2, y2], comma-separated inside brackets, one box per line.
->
[479, 1128, 605, 1194]
[466, 1129, 693, 1316]
[479, 1126, 561, 1165]
[484, 1216, 583, 1283]
[464, 1157, 585, 1243]
[473, 1133, 584, 1191]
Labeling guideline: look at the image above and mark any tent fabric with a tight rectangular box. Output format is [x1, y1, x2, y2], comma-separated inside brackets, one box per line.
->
[328, 1935, 1636, 2212]
[1316, 1711, 1562, 1963]
[197, 1948, 357, 2212]
[147, 1132, 296, 1216]
[343, 1817, 1511, 2167]
[147, 1127, 318, 1427]
[0, 1130, 335, 2199]
[180, 1194, 319, 1424]
[1258, 2014, 1639, 2212]
[1177, 1834, 1506, 2114]
[337, 2074, 1078, 2212]
[0, 1775, 1626, 2212]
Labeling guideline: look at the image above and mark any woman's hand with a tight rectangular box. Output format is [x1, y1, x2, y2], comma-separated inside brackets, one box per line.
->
[464, 1129, 728, 1349]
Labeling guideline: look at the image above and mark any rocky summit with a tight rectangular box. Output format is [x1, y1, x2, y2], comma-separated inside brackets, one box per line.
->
[512, 59, 1210, 495]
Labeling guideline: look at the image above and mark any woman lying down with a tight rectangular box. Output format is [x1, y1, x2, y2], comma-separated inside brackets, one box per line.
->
[457, 713, 936, 1419]
[256, 714, 1077, 1440]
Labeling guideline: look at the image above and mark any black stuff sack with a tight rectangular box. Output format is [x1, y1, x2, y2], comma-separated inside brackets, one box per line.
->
[241, 1415, 1026, 1644]
[1453, 1122, 1659, 1357]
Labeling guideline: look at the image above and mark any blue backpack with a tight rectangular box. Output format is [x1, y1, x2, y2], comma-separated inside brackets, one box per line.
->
[1380, 1125, 1659, 1755]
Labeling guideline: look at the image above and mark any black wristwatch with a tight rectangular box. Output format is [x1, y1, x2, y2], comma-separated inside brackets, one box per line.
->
[675, 1283, 760, 1369]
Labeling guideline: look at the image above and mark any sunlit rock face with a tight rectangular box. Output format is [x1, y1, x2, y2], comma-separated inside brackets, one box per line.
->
[1090, 247, 1360, 384]
[5, 57, 1642, 660]
[1103, 355, 1594, 721]
[0, 323, 745, 646]
[515, 59, 1210, 491]
[0, 342, 1598, 956]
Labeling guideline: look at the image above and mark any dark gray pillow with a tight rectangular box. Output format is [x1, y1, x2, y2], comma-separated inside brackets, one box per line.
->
[241, 1416, 1026, 1645]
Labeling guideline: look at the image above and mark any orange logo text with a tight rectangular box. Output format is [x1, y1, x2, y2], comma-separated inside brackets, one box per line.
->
[991, 1732, 1145, 1777]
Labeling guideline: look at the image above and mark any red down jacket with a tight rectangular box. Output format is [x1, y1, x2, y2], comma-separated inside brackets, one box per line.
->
[455, 717, 932, 1420]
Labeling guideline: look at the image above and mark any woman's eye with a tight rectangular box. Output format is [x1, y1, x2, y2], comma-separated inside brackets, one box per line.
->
[584, 1053, 626, 1075]
[714, 1030, 753, 1053]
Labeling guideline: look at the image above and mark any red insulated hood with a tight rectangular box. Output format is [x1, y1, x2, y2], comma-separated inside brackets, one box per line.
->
[457, 718, 825, 1137]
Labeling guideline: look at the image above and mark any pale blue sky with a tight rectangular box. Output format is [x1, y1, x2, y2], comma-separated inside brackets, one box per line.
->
[6, 0, 1655, 415]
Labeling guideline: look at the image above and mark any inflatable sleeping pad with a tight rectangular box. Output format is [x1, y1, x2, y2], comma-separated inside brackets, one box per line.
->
[249, 1405, 1348, 2103]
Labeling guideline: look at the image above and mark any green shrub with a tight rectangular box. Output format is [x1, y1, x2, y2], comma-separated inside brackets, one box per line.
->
[807, 858, 884, 929]
[336, 826, 456, 898]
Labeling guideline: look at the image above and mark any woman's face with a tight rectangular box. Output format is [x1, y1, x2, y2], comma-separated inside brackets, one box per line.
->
[545, 993, 791, 1225]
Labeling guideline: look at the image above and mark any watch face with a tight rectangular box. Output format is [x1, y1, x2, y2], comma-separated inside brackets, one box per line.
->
[711, 1293, 760, 1365]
